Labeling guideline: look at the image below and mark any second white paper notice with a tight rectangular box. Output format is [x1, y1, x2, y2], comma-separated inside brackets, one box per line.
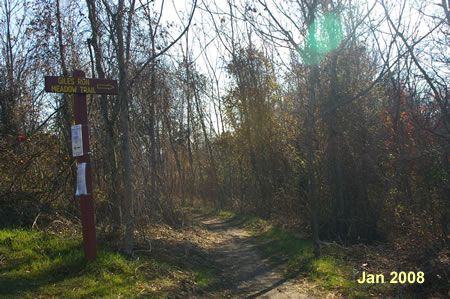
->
[76, 162, 87, 196]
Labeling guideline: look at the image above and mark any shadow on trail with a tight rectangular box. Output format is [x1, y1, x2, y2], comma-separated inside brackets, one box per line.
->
[192, 212, 249, 231]
[196, 214, 305, 298]
[247, 276, 291, 298]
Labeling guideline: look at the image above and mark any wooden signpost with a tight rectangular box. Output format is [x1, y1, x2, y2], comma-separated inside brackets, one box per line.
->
[45, 70, 118, 261]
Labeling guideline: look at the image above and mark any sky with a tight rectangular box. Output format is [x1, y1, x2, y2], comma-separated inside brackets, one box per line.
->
[152, 0, 447, 133]
[9, 0, 445, 132]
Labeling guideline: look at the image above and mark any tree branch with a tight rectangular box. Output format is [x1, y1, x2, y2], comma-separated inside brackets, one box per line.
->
[129, 0, 197, 88]
[382, 0, 441, 101]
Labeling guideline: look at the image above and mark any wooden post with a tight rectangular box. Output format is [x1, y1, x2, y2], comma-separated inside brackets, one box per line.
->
[44, 70, 118, 261]
[73, 69, 97, 261]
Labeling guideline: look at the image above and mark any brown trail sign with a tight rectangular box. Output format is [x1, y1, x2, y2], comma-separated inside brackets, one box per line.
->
[45, 75, 118, 95]
[45, 70, 118, 261]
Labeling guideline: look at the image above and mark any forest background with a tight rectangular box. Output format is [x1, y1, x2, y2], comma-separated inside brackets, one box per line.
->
[0, 0, 448, 283]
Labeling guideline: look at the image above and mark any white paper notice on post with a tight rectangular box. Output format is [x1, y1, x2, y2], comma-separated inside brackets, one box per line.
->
[76, 163, 87, 196]
[71, 124, 83, 157]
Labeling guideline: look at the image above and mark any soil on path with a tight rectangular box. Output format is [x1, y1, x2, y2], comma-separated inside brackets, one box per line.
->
[191, 212, 320, 298]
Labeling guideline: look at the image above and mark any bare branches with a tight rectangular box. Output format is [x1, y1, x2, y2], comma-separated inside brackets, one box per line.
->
[129, 0, 198, 88]
[255, 0, 298, 50]
[381, 0, 442, 101]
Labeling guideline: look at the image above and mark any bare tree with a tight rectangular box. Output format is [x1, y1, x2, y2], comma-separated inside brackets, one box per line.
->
[98, 0, 197, 254]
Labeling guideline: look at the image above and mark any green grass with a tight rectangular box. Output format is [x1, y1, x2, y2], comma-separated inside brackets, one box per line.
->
[217, 210, 235, 219]
[217, 210, 268, 230]
[0, 228, 222, 298]
[215, 211, 371, 297]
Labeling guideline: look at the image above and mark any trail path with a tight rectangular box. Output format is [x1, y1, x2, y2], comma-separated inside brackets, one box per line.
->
[192, 213, 320, 298]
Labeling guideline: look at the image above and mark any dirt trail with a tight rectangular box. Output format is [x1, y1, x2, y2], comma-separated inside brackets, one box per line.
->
[193, 213, 317, 298]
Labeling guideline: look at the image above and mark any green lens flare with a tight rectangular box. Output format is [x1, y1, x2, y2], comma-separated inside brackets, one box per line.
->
[301, 13, 344, 65]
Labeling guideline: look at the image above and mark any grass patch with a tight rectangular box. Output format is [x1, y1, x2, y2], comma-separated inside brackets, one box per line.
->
[217, 210, 236, 219]
[215, 210, 268, 231]
[0, 228, 223, 298]
[192, 270, 219, 289]
[214, 210, 399, 298]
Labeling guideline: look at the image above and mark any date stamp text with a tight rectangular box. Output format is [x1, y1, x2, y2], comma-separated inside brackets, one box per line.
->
[357, 271, 424, 284]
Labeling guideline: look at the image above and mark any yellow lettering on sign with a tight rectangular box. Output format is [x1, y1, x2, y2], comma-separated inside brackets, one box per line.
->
[51, 85, 77, 93]
[78, 78, 90, 85]
[80, 86, 96, 94]
[57, 77, 74, 85]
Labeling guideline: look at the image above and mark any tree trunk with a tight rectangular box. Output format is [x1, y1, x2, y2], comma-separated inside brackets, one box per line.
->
[117, 0, 134, 255]
[86, 0, 122, 233]
[306, 64, 320, 257]
[165, 113, 185, 206]
[327, 54, 345, 240]
[190, 71, 222, 209]
[56, 0, 77, 212]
